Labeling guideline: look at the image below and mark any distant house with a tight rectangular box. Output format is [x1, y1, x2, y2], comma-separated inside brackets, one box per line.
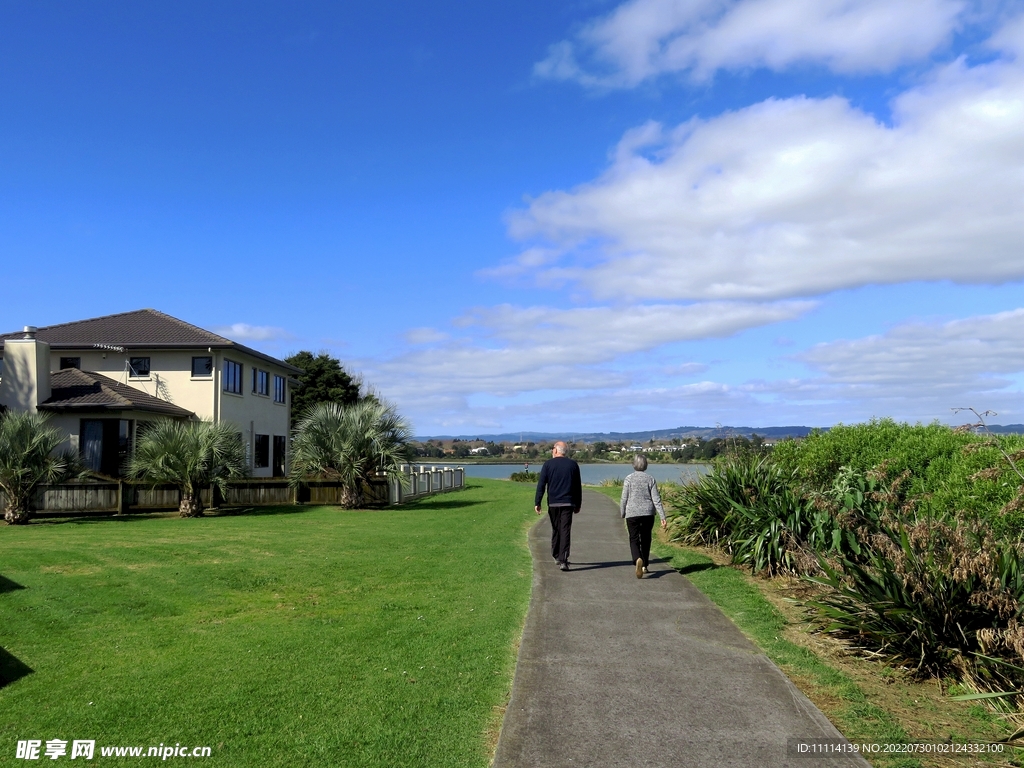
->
[469, 446, 489, 455]
[0, 309, 301, 478]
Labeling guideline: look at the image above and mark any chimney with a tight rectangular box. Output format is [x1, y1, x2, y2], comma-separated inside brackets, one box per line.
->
[0, 326, 51, 413]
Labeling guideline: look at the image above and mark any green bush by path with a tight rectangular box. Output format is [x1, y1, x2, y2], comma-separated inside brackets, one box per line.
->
[0, 479, 536, 767]
[772, 419, 1024, 534]
[667, 420, 1024, 713]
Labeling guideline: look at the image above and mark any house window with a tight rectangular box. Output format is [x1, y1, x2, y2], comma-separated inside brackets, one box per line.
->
[273, 375, 285, 404]
[191, 356, 213, 377]
[223, 359, 242, 394]
[60, 357, 81, 370]
[129, 357, 151, 377]
[254, 434, 270, 469]
[252, 368, 269, 396]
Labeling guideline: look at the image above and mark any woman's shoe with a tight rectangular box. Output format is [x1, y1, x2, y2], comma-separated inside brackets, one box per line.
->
[635, 558, 644, 579]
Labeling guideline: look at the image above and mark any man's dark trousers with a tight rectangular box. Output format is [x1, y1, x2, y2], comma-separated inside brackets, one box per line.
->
[548, 505, 574, 564]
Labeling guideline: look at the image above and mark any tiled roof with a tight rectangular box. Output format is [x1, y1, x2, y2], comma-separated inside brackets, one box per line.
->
[39, 369, 196, 418]
[0, 309, 229, 346]
[0, 309, 301, 373]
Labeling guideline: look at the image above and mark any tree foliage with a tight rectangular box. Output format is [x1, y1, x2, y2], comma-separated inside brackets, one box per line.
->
[285, 351, 361, 427]
[290, 399, 414, 508]
[0, 411, 80, 524]
[126, 420, 249, 517]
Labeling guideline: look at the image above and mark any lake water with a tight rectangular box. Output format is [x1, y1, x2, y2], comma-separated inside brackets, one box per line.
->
[414, 462, 709, 486]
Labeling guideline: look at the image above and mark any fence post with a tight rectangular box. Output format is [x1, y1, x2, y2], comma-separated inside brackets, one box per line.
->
[117, 480, 131, 515]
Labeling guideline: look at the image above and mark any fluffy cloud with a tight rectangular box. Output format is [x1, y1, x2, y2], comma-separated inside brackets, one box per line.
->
[510, 43, 1024, 300]
[382, 306, 1024, 433]
[364, 300, 809, 403]
[799, 308, 1024, 397]
[535, 0, 968, 87]
[215, 323, 293, 342]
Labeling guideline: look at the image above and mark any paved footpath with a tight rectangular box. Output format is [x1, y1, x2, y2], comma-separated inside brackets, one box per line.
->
[492, 488, 869, 768]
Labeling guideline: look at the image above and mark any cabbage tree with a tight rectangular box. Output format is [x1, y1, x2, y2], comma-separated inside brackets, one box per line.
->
[0, 410, 80, 525]
[290, 399, 413, 508]
[126, 419, 248, 517]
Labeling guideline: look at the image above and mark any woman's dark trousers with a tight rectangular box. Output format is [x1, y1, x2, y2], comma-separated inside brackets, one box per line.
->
[626, 515, 655, 566]
[548, 505, 574, 563]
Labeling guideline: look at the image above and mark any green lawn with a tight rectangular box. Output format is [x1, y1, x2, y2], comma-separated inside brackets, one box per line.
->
[0, 479, 536, 767]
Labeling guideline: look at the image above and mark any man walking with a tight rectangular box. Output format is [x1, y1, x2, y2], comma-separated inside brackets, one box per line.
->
[535, 441, 582, 571]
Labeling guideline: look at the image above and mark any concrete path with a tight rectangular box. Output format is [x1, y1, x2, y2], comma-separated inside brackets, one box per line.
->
[492, 488, 869, 768]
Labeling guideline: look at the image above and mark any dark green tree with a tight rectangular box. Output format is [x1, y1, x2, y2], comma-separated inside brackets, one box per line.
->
[285, 351, 361, 426]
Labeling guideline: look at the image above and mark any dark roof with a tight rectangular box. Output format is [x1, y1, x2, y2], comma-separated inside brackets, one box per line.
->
[0, 309, 301, 373]
[39, 369, 197, 418]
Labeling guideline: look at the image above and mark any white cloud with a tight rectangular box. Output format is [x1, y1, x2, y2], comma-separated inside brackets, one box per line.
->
[386, 306, 1024, 433]
[510, 47, 1024, 300]
[535, 0, 968, 87]
[363, 300, 809, 405]
[215, 323, 294, 342]
[405, 327, 449, 344]
[800, 308, 1024, 395]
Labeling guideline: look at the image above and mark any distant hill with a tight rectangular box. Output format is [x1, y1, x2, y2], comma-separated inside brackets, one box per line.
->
[414, 424, 1024, 442]
[415, 425, 820, 442]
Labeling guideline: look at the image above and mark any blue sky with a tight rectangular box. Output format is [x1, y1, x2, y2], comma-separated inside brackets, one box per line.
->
[2, 1, 1024, 435]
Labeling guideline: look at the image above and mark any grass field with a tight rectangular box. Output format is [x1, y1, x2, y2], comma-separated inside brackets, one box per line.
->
[0, 479, 536, 767]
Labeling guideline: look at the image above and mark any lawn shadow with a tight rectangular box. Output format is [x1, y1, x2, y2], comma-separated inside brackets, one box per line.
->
[31, 512, 178, 526]
[0, 575, 25, 594]
[209, 505, 308, 518]
[400, 499, 488, 510]
[0, 647, 33, 690]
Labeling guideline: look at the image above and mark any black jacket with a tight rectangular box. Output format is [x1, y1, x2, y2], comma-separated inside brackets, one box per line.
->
[535, 456, 582, 509]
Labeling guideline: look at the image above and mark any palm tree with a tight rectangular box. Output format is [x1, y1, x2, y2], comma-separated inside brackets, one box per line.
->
[126, 419, 248, 517]
[290, 399, 413, 508]
[0, 411, 80, 525]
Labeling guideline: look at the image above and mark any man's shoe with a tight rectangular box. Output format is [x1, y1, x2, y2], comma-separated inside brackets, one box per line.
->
[636, 558, 644, 579]
[559, 561, 569, 571]
[642, 566, 649, 574]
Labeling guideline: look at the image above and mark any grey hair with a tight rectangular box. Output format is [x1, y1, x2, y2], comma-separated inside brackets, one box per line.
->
[632, 454, 648, 471]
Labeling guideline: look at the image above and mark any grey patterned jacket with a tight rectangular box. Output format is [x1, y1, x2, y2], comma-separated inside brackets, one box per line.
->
[619, 471, 666, 521]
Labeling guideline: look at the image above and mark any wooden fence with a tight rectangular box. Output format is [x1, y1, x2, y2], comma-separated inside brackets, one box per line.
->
[3, 465, 465, 517]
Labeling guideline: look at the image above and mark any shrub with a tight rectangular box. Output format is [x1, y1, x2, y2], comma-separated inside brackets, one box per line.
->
[807, 515, 1024, 684]
[509, 471, 538, 483]
[774, 419, 1024, 535]
[671, 455, 835, 576]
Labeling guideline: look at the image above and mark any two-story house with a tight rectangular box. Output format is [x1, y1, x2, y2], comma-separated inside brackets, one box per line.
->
[0, 309, 301, 478]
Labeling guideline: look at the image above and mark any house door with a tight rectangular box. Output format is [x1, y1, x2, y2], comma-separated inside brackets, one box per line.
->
[272, 435, 286, 478]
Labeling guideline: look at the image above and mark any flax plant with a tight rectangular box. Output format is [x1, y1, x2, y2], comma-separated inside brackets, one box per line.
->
[289, 399, 413, 508]
[126, 419, 248, 517]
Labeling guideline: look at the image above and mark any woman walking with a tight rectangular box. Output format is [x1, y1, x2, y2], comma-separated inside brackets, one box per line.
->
[620, 454, 667, 578]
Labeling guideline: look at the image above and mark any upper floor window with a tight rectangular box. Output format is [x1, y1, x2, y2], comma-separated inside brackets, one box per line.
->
[129, 357, 150, 377]
[223, 359, 242, 394]
[273, 375, 286, 404]
[60, 357, 81, 370]
[191, 356, 213, 377]
[253, 369, 269, 396]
